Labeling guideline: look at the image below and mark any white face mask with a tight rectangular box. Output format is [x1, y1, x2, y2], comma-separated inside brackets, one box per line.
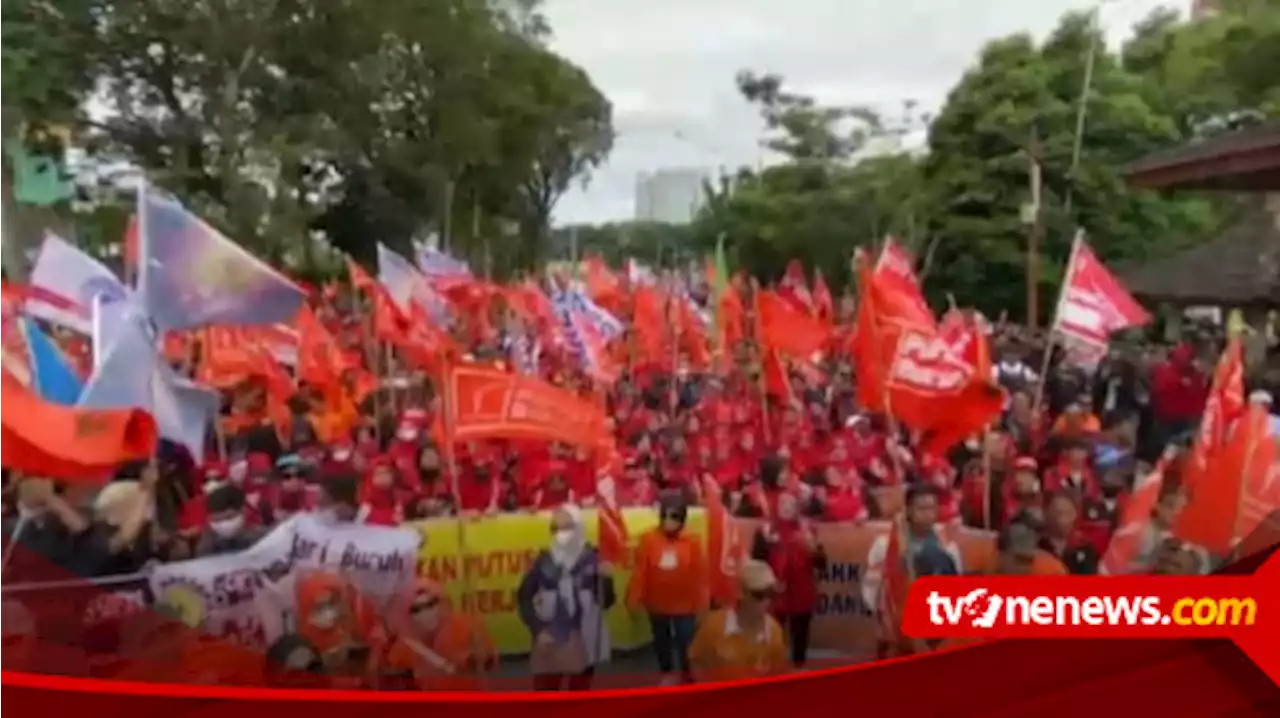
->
[413, 608, 441, 633]
[332, 449, 352, 462]
[553, 528, 575, 547]
[309, 606, 339, 629]
[396, 429, 418, 443]
[209, 516, 244, 538]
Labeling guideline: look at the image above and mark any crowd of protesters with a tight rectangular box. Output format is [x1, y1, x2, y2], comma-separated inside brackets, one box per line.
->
[3, 266, 1278, 690]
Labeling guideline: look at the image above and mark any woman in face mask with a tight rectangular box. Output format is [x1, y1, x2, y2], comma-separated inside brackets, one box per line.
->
[194, 485, 262, 557]
[295, 570, 385, 685]
[627, 493, 706, 685]
[384, 578, 497, 690]
[356, 460, 405, 526]
[516, 504, 616, 691]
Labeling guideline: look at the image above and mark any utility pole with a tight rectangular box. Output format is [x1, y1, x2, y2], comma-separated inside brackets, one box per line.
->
[1023, 130, 1045, 330]
[1064, 1, 1104, 220]
[441, 178, 455, 253]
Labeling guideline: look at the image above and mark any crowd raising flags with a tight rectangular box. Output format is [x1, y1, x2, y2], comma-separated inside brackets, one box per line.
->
[1, 177, 1275, 610]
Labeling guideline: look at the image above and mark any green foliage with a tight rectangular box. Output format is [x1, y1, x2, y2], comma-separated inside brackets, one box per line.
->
[550, 221, 694, 268]
[681, 3, 1275, 315]
[7, 0, 612, 275]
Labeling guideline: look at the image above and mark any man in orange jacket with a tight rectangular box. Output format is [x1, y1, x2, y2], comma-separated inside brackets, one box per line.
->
[627, 493, 707, 686]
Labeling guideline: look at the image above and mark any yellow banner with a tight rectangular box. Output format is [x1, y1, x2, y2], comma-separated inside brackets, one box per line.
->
[414, 508, 707, 655]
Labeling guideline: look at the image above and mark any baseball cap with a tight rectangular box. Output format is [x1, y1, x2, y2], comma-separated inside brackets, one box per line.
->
[738, 560, 778, 594]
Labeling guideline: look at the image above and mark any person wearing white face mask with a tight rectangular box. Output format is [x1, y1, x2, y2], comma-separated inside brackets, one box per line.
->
[517, 504, 616, 691]
[193, 485, 263, 557]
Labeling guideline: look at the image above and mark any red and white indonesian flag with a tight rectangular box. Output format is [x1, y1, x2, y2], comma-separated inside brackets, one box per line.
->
[1052, 232, 1150, 364]
[28, 233, 129, 334]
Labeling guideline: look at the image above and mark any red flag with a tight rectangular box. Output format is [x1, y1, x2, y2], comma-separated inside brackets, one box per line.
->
[874, 237, 932, 323]
[1176, 403, 1277, 554]
[878, 520, 908, 644]
[1183, 339, 1247, 494]
[1053, 234, 1150, 359]
[701, 474, 744, 606]
[757, 290, 830, 360]
[854, 253, 1003, 455]
[813, 268, 834, 323]
[777, 259, 813, 315]
[1100, 461, 1167, 574]
[594, 451, 630, 565]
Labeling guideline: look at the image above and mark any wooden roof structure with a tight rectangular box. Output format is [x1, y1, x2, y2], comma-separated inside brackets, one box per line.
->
[1120, 207, 1279, 308]
[1121, 122, 1280, 307]
[1123, 121, 1280, 191]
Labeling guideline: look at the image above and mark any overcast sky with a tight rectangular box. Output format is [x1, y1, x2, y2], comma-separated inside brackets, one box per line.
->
[542, 0, 1188, 226]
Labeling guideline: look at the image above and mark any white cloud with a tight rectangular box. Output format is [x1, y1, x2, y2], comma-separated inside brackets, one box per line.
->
[543, 0, 1188, 225]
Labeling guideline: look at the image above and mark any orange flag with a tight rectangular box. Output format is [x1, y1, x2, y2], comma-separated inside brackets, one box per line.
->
[1, 373, 158, 484]
[439, 363, 610, 449]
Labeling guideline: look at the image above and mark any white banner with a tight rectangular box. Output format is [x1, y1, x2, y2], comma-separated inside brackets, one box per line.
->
[148, 549, 289, 649]
[286, 514, 422, 604]
[148, 515, 422, 646]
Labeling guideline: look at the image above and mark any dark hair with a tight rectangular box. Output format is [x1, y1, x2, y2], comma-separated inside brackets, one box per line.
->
[998, 519, 1040, 553]
[759, 455, 785, 487]
[205, 485, 246, 514]
[322, 473, 361, 508]
[658, 490, 688, 520]
[905, 483, 939, 507]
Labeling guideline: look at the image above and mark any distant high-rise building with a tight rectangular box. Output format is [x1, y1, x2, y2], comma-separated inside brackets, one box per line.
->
[1191, 0, 1219, 18]
[634, 168, 709, 224]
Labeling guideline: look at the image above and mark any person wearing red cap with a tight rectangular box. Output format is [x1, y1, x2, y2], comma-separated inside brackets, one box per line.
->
[999, 456, 1044, 529]
[1041, 436, 1101, 501]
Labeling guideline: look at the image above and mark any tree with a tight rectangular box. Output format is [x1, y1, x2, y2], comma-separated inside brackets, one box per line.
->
[2, 0, 103, 279]
[919, 11, 1221, 317]
[690, 73, 927, 289]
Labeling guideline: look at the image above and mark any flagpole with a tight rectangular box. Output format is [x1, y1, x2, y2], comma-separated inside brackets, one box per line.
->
[1230, 409, 1264, 557]
[1031, 229, 1083, 412]
[749, 278, 772, 448]
[135, 179, 148, 297]
[436, 362, 487, 684]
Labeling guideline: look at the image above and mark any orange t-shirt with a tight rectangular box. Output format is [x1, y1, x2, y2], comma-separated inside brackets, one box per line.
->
[627, 529, 707, 615]
[689, 608, 788, 683]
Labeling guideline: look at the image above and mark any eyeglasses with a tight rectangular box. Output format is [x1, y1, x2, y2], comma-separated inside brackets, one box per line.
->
[410, 598, 440, 614]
